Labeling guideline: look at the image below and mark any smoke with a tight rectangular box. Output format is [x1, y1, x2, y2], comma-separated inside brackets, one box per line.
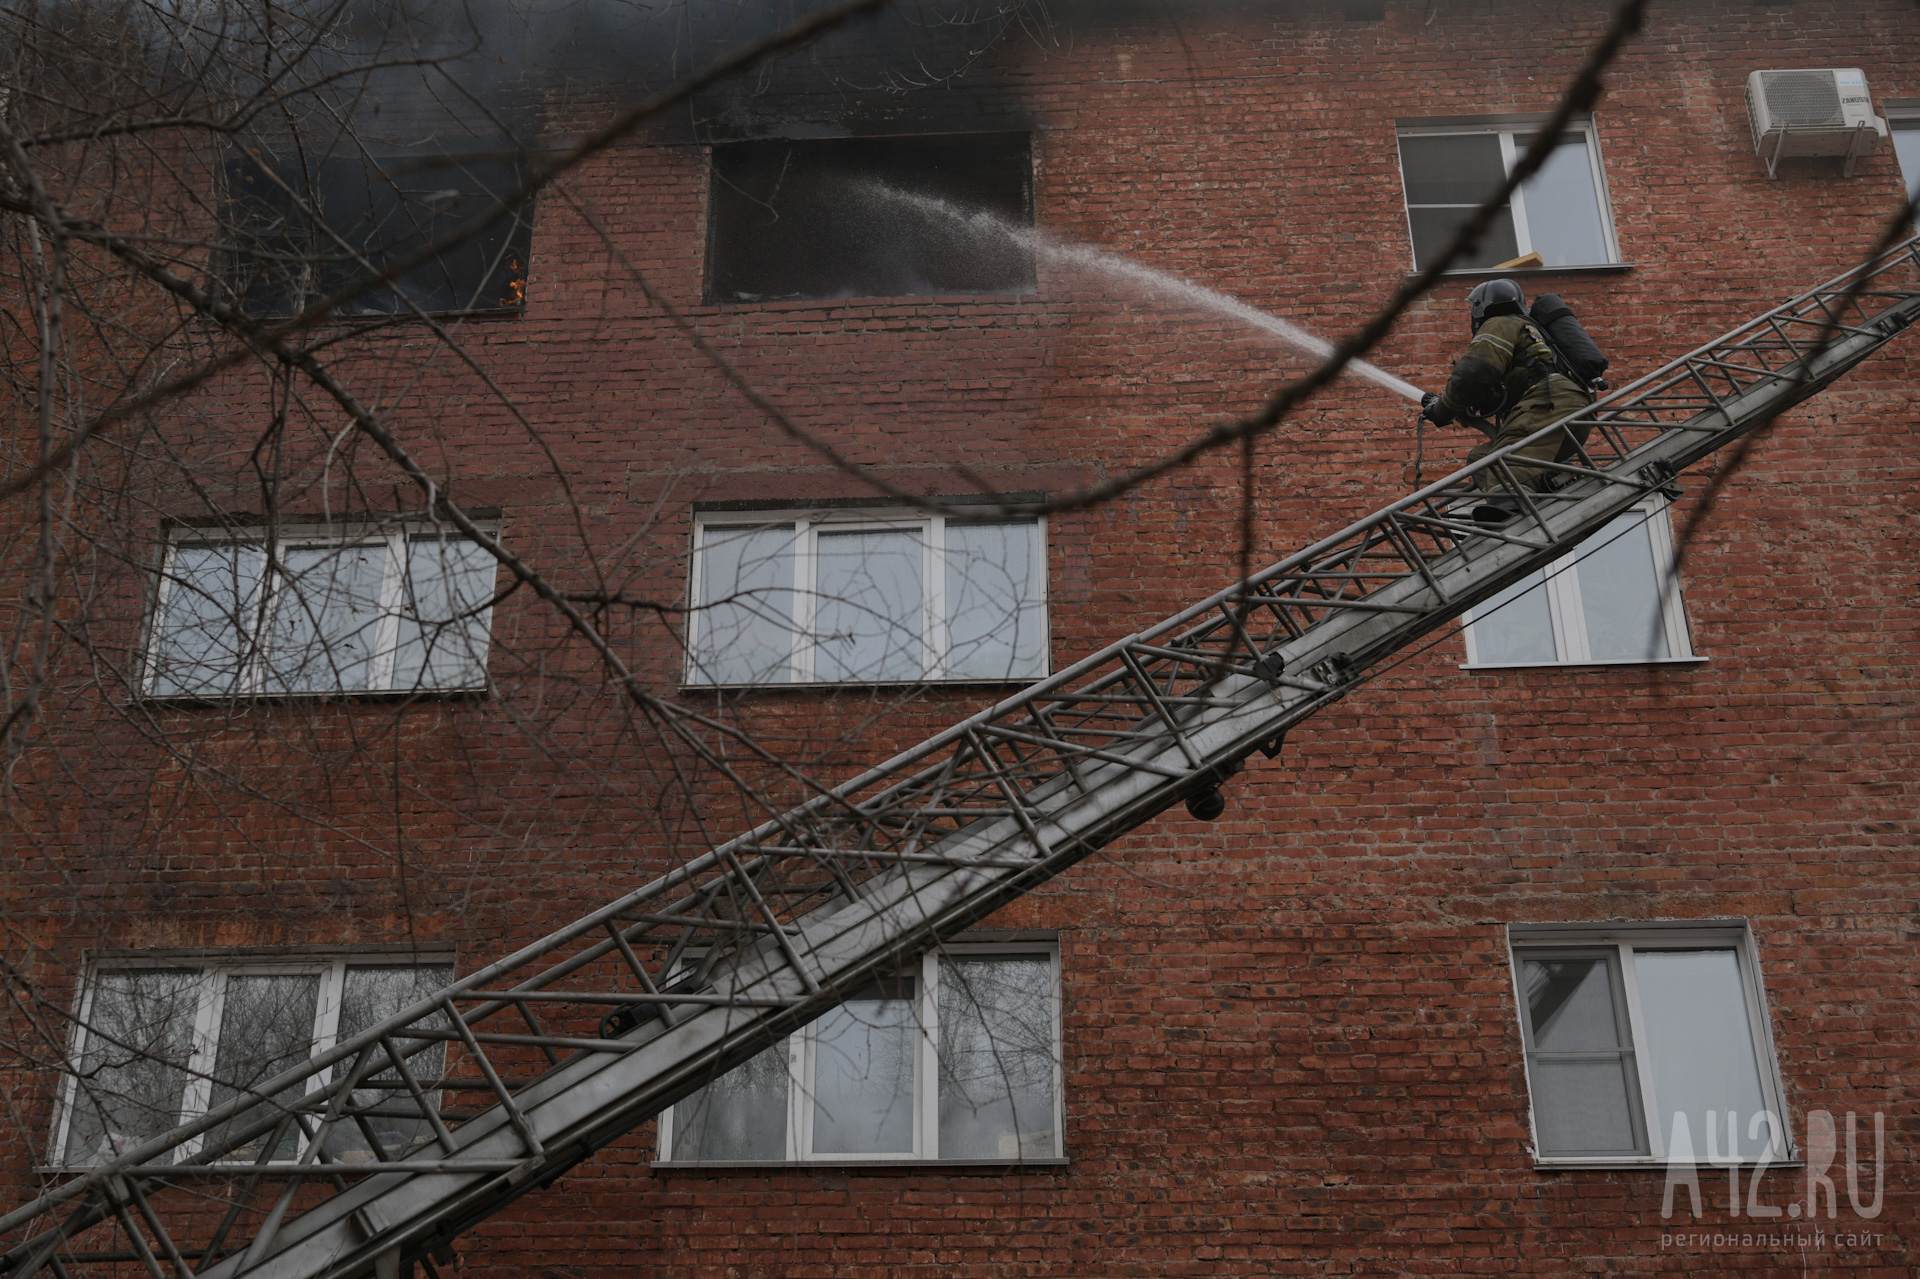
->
[10, 0, 1057, 166]
[219, 0, 1056, 155]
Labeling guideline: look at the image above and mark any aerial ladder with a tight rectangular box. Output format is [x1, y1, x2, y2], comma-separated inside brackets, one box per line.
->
[6, 239, 1919, 1279]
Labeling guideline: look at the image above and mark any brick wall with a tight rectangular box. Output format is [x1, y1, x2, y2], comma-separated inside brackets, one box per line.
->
[5, 0, 1918, 1273]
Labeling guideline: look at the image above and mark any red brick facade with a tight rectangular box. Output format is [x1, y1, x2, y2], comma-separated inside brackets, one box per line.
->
[7, 0, 1919, 1275]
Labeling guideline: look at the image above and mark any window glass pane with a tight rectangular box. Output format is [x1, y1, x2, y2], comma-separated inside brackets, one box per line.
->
[326, 965, 454, 1163]
[1469, 569, 1557, 665]
[944, 523, 1045, 681]
[1634, 950, 1771, 1159]
[63, 970, 200, 1165]
[1400, 134, 1518, 270]
[1518, 132, 1610, 267]
[150, 545, 262, 697]
[812, 528, 924, 683]
[1520, 956, 1642, 1155]
[1522, 957, 1623, 1052]
[1891, 122, 1920, 228]
[691, 525, 795, 685]
[1399, 133, 1508, 206]
[204, 974, 321, 1161]
[811, 975, 917, 1155]
[393, 538, 496, 690]
[1528, 1058, 1642, 1154]
[671, 1043, 791, 1161]
[264, 544, 388, 693]
[1576, 511, 1670, 661]
[937, 955, 1056, 1159]
[1407, 206, 1519, 273]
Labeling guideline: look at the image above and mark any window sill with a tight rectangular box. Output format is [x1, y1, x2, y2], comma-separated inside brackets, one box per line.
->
[651, 1156, 1069, 1174]
[138, 686, 490, 708]
[1460, 656, 1707, 672]
[1533, 1158, 1802, 1173]
[230, 309, 526, 335]
[348, 306, 526, 320]
[1418, 262, 1635, 280]
[680, 677, 1044, 693]
[700, 291, 1040, 312]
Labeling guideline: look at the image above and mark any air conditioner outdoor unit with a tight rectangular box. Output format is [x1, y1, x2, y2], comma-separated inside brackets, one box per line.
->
[1746, 68, 1888, 178]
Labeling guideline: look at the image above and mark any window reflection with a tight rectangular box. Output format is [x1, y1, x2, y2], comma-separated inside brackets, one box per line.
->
[664, 950, 1061, 1163]
[811, 975, 918, 1155]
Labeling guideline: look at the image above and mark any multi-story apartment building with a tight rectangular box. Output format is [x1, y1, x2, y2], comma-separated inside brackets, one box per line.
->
[5, 0, 1917, 1275]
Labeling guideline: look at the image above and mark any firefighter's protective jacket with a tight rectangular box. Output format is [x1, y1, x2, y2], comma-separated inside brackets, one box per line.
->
[1437, 313, 1564, 422]
[1442, 312, 1597, 493]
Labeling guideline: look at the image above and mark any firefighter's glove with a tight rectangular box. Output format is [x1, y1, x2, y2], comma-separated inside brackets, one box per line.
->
[1419, 392, 1455, 426]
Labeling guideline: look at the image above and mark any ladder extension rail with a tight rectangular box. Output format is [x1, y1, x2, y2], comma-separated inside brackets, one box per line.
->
[7, 237, 1919, 1279]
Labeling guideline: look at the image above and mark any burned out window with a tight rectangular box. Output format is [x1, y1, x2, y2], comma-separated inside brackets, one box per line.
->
[706, 133, 1034, 302]
[222, 152, 533, 318]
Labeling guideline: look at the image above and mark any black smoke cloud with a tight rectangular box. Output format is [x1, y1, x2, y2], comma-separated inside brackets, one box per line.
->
[296, 0, 1053, 154]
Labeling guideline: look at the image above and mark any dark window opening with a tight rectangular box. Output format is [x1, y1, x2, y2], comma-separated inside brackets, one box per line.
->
[221, 152, 533, 319]
[706, 133, 1034, 303]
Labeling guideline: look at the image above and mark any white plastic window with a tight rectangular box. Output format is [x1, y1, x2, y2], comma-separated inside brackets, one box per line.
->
[1462, 499, 1695, 668]
[1889, 110, 1920, 227]
[1397, 121, 1620, 271]
[1509, 923, 1790, 1167]
[54, 958, 454, 1168]
[659, 946, 1062, 1163]
[145, 525, 499, 697]
[687, 511, 1048, 685]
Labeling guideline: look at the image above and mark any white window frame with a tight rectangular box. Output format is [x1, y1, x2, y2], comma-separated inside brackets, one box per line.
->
[655, 942, 1065, 1165]
[1886, 102, 1920, 228]
[50, 953, 456, 1169]
[143, 520, 499, 698]
[685, 508, 1049, 686]
[1395, 117, 1622, 270]
[1507, 921, 1793, 1170]
[1461, 497, 1696, 668]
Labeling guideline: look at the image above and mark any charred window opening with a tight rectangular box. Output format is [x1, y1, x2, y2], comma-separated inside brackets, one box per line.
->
[221, 152, 533, 318]
[706, 133, 1033, 303]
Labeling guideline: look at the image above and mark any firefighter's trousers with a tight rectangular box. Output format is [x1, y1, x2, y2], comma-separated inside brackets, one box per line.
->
[1466, 376, 1594, 492]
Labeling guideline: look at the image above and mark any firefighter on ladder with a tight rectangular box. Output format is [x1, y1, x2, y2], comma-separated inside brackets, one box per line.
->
[1419, 279, 1595, 526]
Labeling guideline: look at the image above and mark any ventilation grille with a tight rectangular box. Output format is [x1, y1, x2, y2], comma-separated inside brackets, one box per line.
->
[1756, 70, 1845, 128]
